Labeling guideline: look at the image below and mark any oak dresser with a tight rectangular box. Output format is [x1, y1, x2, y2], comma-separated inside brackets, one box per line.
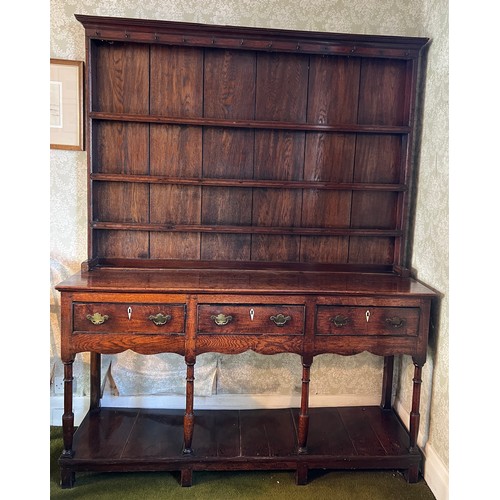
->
[56, 14, 437, 488]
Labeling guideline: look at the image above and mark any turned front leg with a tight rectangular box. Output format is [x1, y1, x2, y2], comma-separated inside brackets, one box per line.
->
[183, 359, 195, 457]
[61, 358, 75, 458]
[409, 362, 423, 451]
[297, 357, 312, 454]
[60, 357, 75, 488]
[405, 361, 424, 483]
[296, 357, 312, 486]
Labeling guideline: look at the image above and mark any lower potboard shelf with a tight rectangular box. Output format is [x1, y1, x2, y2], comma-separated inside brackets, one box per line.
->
[59, 406, 421, 487]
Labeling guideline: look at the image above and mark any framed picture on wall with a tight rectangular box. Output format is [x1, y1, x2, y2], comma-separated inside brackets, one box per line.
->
[50, 59, 84, 150]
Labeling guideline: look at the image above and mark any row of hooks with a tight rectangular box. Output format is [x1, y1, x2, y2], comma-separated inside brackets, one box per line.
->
[93, 29, 365, 53]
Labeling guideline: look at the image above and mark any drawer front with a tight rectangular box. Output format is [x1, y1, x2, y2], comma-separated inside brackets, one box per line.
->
[73, 303, 186, 334]
[316, 306, 419, 336]
[198, 304, 305, 335]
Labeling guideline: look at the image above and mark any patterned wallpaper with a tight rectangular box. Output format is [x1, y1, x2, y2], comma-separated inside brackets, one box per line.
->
[50, 0, 449, 469]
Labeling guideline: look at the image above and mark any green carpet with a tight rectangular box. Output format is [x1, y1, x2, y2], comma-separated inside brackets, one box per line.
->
[50, 427, 436, 499]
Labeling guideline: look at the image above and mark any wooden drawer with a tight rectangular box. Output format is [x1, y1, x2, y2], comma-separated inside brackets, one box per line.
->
[316, 306, 419, 336]
[197, 304, 305, 335]
[73, 302, 186, 334]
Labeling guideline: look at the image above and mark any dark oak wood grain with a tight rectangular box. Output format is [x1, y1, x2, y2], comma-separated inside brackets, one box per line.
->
[57, 268, 435, 295]
[57, 15, 434, 489]
[86, 21, 422, 268]
[93, 42, 149, 114]
[60, 405, 421, 488]
[149, 124, 202, 260]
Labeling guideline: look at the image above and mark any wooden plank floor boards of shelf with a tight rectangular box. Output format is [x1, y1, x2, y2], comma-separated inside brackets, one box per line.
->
[69, 408, 186, 461]
[190, 410, 241, 458]
[239, 409, 298, 458]
[60, 406, 420, 486]
[121, 409, 186, 459]
[302, 407, 415, 460]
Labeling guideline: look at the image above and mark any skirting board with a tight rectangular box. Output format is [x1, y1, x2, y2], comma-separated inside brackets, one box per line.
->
[422, 443, 449, 500]
[395, 398, 449, 500]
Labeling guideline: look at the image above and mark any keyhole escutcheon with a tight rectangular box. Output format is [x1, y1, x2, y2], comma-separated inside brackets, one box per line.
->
[250, 308, 255, 321]
[365, 310, 371, 323]
[127, 306, 132, 320]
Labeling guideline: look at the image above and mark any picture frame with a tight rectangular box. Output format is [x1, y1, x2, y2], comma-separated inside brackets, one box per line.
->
[50, 59, 84, 150]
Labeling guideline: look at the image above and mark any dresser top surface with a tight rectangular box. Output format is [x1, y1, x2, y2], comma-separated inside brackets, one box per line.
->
[56, 268, 436, 297]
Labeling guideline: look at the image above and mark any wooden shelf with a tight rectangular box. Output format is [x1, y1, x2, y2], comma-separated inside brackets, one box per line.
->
[89, 258, 396, 274]
[60, 406, 420, 476]
[90, 111, 411, 134]
[90, 173, 407, 191]
[86, 24, 419, 269]
[90, 221, 403, 237]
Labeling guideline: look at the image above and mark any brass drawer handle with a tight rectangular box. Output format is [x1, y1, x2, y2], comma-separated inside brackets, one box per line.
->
[270, 314, 291, 326]
[148, 313, 172, 326]
[330, 315, 349, 327]
[86, 312, 109, 325]
[385, 316, 405, 328]
[211, 313, 233, 326]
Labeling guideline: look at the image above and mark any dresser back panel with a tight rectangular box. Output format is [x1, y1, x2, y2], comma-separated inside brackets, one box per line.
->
[86, 28, 425, 272]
